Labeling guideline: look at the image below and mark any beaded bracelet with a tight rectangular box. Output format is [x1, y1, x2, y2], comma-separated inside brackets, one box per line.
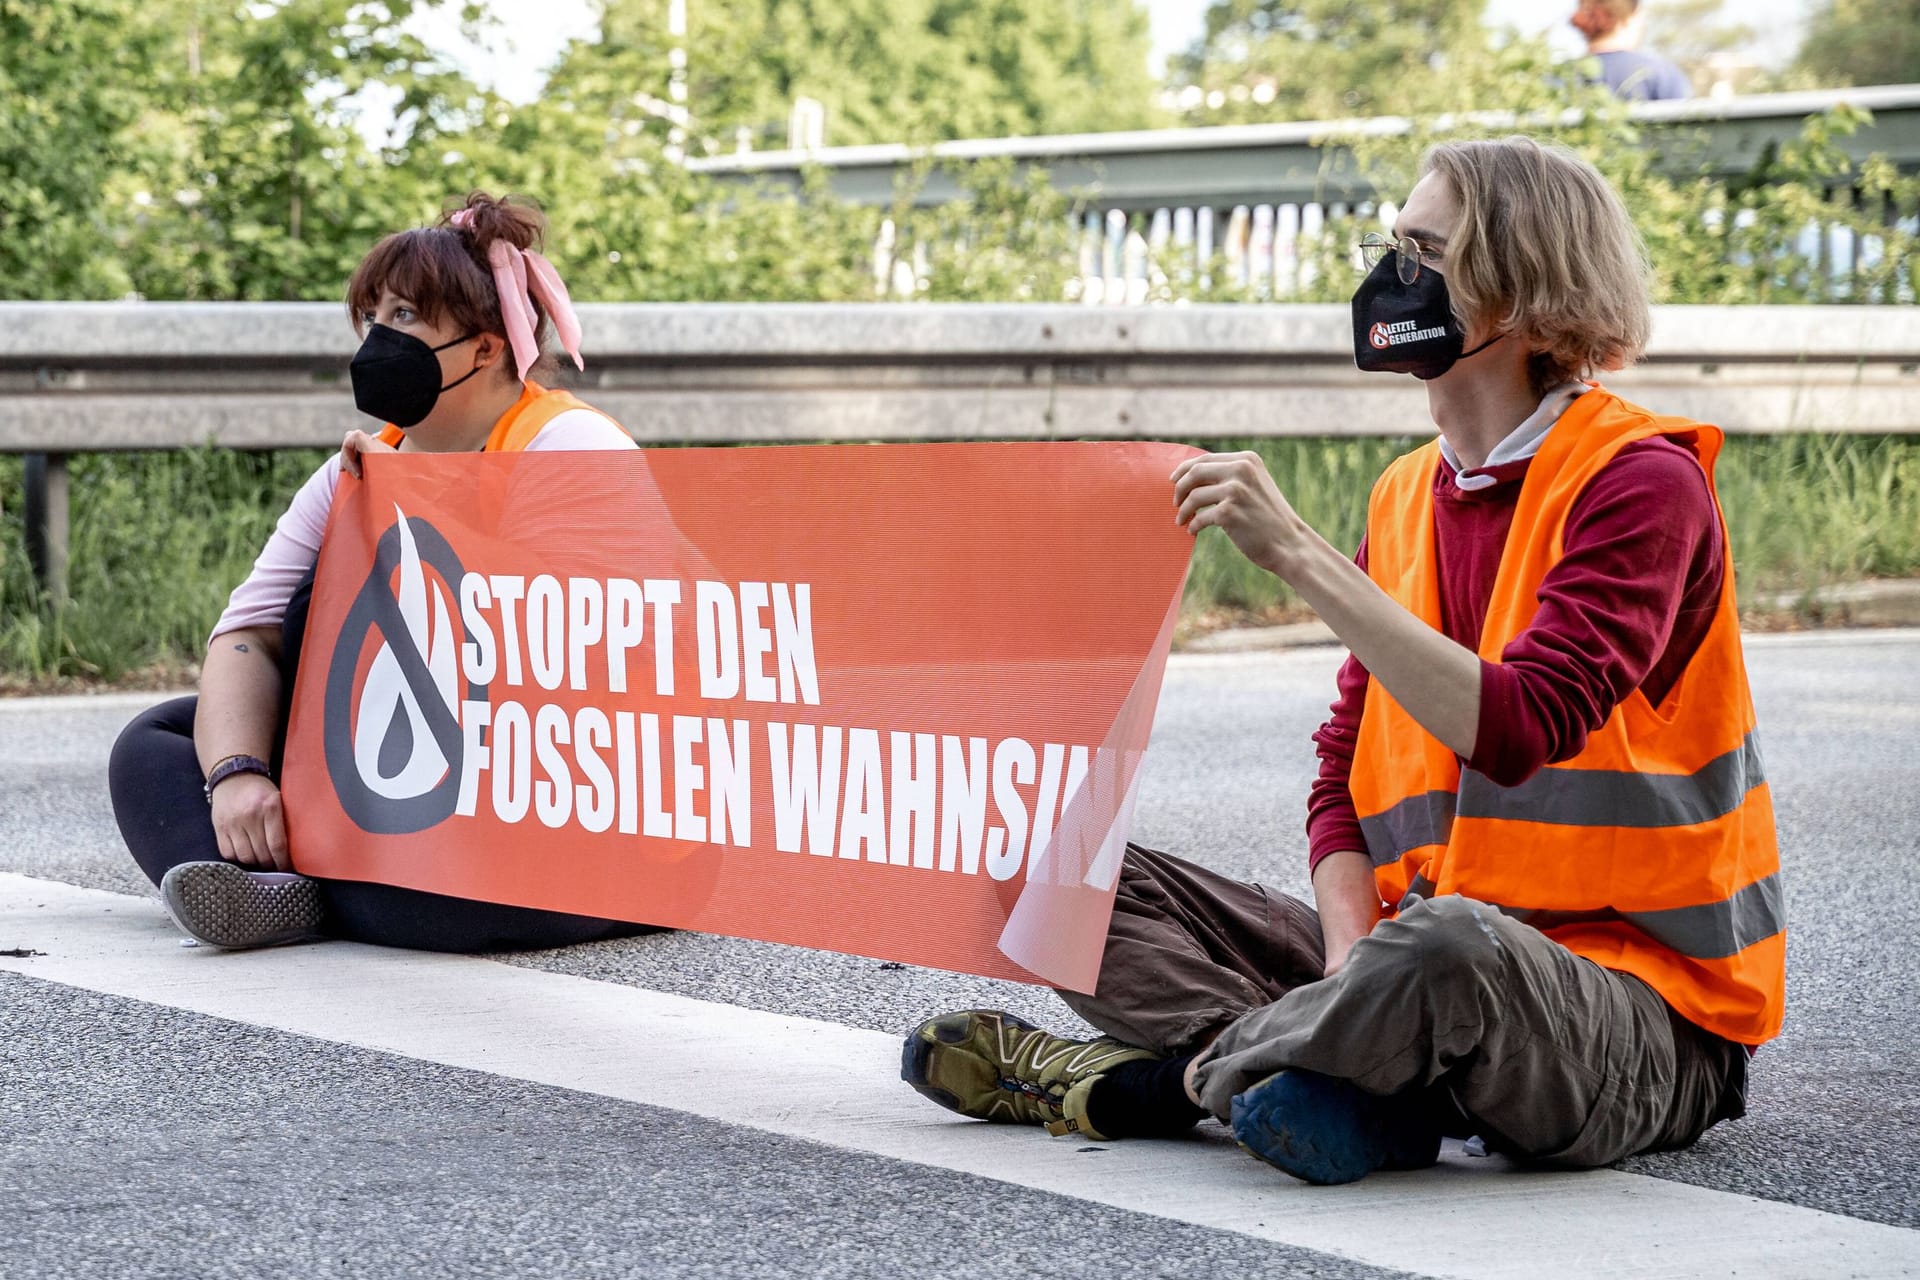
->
[203, 753, 273, 803]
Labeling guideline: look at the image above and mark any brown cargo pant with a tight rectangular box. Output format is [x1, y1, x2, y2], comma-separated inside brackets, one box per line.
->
[1058, 844, 1748, 1168]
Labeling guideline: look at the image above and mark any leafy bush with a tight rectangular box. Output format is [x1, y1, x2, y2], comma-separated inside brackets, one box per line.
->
[4, 5, 1917, 681]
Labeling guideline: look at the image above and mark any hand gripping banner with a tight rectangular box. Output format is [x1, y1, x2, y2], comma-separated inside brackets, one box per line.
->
[281, 442, 1198, 991]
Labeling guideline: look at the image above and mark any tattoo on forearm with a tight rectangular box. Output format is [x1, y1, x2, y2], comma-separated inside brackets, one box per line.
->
[233, 643, 250, 654]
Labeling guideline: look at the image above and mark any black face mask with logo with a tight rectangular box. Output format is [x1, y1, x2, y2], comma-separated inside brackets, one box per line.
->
[349, 324, 482, 428]
[1350, 253, 1499, 381]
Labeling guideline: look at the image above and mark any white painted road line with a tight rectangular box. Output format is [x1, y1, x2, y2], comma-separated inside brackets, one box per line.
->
[4, 872, 1916, 1280]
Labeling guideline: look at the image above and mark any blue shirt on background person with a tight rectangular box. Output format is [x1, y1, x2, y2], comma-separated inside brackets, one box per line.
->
[1594, 48, 1693, 101]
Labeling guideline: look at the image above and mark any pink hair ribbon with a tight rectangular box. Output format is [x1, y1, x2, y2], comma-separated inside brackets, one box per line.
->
[449, 208, 585, 382]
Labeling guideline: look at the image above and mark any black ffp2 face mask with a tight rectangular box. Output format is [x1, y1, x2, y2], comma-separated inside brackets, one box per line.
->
[1350, 253, 1498, 381]
[349, 324, 481, 428]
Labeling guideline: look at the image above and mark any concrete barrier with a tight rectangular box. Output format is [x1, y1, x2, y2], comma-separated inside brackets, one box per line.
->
[4, 300, 1919, 600]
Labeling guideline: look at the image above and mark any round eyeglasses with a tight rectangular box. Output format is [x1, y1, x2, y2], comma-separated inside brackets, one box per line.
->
[1357, 232, 1437, 285]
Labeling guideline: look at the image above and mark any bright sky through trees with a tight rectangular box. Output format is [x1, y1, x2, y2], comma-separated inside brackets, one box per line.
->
[423, 0, 1816, 108]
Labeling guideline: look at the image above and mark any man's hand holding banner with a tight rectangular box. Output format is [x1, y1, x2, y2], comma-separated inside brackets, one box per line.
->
[282, 442, 1198, 991]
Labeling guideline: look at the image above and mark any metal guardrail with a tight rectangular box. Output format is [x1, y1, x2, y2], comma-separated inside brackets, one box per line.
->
[690, 87, 1920, 305]
[687, 86, 1920, 211]
[6, 300, 1920, 601]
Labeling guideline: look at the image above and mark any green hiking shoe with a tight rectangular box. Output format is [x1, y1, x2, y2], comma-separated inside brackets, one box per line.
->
[900, 1009, 1158, 1140]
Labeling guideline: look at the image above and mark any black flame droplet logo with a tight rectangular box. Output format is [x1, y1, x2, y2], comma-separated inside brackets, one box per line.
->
[324, 507, 468, 834]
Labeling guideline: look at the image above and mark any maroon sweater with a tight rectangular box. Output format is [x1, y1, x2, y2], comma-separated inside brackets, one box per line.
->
[1306, 436, 1726, 871]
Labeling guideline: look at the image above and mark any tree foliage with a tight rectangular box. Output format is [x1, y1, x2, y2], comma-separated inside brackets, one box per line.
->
[4, 1, 1918, 681]
[1242, 37, 1920, 311]
[1166, 0, 1488, 124]
[2, 0, 1148, 307]
[1641, 0, 1755, 94]
[1, 0, 1913, 315]
[0, 0, 168, 299]
[3, 0, 476, 302]
[562, 0, 1158, 151]
[1794, 0, 1920, 90]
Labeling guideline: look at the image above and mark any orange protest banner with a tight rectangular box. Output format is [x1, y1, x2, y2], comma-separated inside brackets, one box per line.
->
[281, 442, 1197, 991]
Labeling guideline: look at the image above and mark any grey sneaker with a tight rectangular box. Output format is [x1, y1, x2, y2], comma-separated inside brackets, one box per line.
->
[901, 1009, 1158, 1139]
[159, 861, 324, 950]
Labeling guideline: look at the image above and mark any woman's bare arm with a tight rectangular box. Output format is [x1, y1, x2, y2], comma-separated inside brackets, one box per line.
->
[195, 627, 292, 871]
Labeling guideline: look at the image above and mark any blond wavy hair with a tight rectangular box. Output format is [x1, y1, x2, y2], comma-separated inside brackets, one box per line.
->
[1421, 137, 1651, 396]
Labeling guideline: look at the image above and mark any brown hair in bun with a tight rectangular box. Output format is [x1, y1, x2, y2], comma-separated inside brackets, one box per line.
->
[345, 192, 556, 382]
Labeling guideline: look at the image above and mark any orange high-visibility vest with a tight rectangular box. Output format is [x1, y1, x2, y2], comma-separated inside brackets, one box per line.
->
[375, 381, 610, 451]
[1350, 388, 1785, 1045]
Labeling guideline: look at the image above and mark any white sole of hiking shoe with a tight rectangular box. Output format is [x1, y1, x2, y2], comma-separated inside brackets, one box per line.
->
[159, 861, 324, 950]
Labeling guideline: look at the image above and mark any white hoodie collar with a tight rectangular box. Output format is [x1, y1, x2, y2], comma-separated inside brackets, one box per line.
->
[1438, 382, 1590, 492]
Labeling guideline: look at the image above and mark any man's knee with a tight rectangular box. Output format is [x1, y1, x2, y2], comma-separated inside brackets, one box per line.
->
[1369, 894, 1508, 984]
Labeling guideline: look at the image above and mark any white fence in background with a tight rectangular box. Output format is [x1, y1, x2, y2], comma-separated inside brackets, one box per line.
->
[869, 197, 1920, 307]
[1056, 198, 1356, 305]
[695, 86, 1920, 307]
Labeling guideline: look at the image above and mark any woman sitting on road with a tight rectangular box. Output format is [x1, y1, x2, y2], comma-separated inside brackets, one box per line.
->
[110, 192, 651, 954]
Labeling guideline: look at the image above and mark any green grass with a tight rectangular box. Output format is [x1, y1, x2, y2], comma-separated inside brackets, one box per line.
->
[0, 448, 331, 682]
[1714, 434, 1920, 596]
[2, 434, 1916, 684]
[1186, 433, 1920, 619]
[1183, 437, 1417, 616]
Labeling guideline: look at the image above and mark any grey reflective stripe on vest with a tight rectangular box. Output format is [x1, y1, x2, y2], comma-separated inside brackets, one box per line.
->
[1398, 872, 1438, 912]
[1359, 790, 1455, 866]
[1365, 732, 1775, 948]
[1400, 873, 1786, 960]
[1457, 732, 1767, 830]
[1499, 872, 1785, 960]
[1632, 872, 1786, 958]
[1359, 732, 1768, 864]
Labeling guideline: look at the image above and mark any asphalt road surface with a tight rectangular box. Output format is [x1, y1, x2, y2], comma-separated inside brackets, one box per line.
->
[3, 630, 1917, 1279]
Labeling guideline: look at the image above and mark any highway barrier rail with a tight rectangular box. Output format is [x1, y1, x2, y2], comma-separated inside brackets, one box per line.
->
[5, 300, 1919, 602]
[690, 86, 1920, 304]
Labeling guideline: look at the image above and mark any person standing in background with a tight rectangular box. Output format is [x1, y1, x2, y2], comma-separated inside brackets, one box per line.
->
[1573, 0, 1694, 102]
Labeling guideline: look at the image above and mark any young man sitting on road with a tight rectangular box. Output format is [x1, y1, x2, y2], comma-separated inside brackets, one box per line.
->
[901, 135, 1783, 1185]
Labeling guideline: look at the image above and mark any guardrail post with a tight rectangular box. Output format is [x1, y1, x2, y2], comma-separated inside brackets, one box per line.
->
[24, 453, 70, 608]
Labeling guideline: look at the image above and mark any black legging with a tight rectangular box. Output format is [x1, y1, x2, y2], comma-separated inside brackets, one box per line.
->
[108, 573, 652, 953]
